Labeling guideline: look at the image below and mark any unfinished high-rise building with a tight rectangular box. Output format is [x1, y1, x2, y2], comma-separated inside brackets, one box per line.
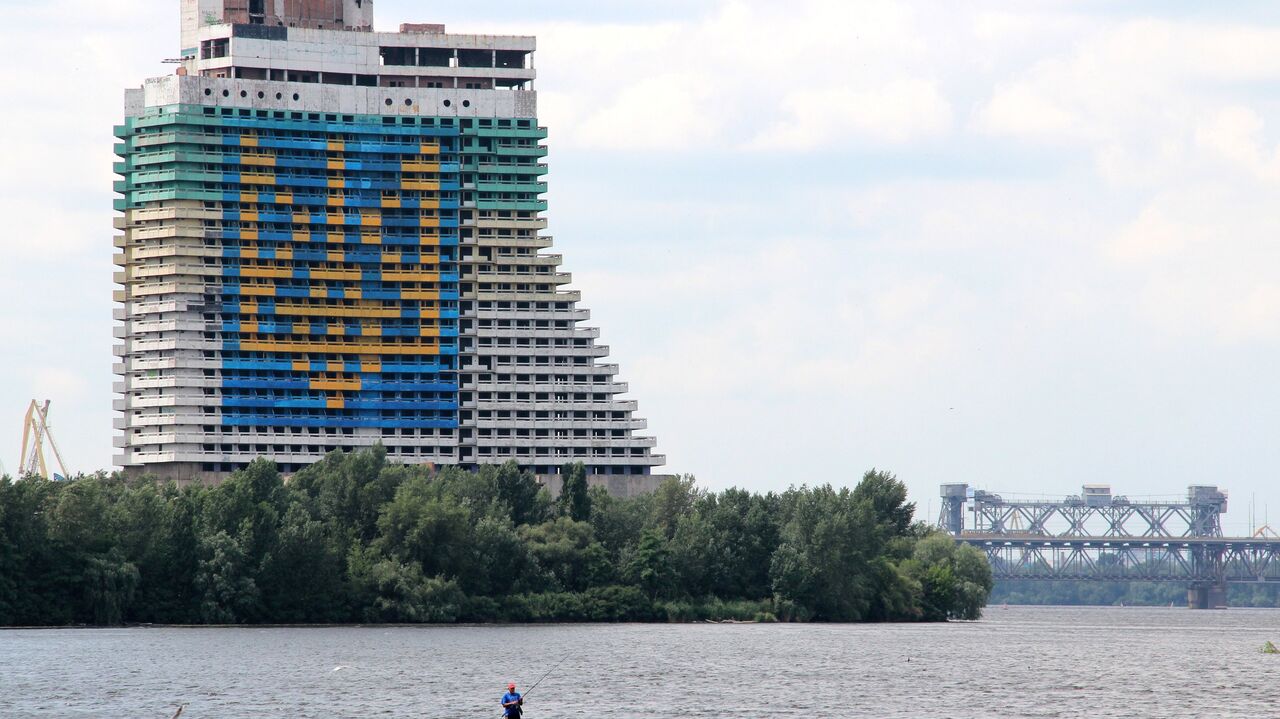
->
[113, 1, 665, 485]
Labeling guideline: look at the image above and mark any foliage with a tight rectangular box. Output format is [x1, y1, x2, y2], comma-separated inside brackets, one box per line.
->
[0, 455, 992, 625]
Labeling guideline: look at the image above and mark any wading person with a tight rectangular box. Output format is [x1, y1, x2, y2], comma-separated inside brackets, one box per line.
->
[502, 682, 524, 718]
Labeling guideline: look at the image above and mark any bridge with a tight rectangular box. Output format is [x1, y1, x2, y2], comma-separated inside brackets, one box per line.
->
[937, 483, 1280, 608]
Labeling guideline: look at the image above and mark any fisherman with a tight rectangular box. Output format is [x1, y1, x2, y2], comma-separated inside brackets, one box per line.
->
[501, 682, 524, 718]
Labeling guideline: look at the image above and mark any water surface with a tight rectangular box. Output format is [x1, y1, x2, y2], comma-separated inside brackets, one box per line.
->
[4, 606, 1280, 718]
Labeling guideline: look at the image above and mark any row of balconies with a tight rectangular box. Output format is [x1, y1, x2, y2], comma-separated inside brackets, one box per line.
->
[470, 307, 589, 322]
[472, 289, 580, 303]
[473, 327, 599, 341]
[472, 341, 608, 357]
[462, 398, 638, 413]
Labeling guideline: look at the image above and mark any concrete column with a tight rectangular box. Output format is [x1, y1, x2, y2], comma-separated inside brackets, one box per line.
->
[1187, 581, 1229, 609]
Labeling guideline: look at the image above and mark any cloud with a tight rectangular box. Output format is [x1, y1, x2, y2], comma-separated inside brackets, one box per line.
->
[524, 1, 950, 153]
[749, 79, 952, 150]
[1195, 106, 1280, 183]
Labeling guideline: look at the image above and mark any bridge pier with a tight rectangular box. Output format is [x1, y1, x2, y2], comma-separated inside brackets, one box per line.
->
[1187, 581, 1228, 610]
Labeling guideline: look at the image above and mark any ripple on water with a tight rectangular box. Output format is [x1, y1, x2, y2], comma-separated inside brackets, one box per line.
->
[3, 607, 1280, 717]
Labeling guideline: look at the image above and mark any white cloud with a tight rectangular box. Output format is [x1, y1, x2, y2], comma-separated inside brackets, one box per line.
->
[1195, 106, 1280, 183]
[750, 79, 952, 150]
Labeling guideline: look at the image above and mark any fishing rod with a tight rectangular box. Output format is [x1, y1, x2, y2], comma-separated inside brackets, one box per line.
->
[500, 651, 573, 716]
[522, 651, 572, 699]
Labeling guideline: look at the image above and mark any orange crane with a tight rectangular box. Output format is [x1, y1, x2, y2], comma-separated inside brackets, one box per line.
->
[18, 400, 70, 480]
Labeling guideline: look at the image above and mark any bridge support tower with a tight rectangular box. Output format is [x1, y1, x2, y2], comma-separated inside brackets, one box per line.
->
[1187, 581, 1228, 610]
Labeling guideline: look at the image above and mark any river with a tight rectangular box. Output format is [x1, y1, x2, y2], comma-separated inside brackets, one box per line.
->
[3, 606, 1280, 718]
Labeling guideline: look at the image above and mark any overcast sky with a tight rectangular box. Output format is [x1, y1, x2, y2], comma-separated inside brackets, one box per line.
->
[3, 1, 1280, 533]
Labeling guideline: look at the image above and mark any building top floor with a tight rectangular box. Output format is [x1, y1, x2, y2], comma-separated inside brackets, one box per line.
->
[180, 0, 536, 77]
[180, 16, 535, 90]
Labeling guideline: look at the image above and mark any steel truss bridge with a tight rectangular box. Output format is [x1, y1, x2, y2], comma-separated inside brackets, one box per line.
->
[937, 483, 1280, 608]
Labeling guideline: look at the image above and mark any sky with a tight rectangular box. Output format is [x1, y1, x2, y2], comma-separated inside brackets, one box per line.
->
[2, 1, 1280, 533]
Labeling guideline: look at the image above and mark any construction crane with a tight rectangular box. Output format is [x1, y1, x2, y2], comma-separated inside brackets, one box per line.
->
[19, 400, 70, 481]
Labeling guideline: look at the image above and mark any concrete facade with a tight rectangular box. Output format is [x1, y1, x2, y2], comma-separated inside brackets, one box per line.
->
[114, 4, 665, 484]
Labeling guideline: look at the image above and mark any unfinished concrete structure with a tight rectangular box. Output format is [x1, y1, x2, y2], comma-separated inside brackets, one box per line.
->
[115, 2, 665, 485]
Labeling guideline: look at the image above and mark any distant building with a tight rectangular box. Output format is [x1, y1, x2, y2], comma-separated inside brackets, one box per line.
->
[114, 1, 665, 486]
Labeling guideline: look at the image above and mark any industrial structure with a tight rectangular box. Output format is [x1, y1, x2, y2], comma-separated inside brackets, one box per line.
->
[938, 483, 1280, 609]
[18, 400, 70, 480]
[113, 1, 665, 484]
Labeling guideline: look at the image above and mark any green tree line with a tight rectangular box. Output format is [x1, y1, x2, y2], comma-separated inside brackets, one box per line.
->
[0, 448, 992, 625]
[991, 579, 1280, 607]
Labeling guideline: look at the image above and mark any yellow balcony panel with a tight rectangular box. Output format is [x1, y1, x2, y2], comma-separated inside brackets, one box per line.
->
[241, 248, 259, 259]
[326, 160, 345, 170]
[327, 251, 344, 262]
[402, 181, 441, 191]
[327, 179, 343, 189]
[241, 230, 259, 240]
[241, 211, 259, 222]
[363, 327, 383, 337]
[242, 321, 259, 333]
[242, 156, 275, 167]
[242, 300, 259, 313]
[241, 285, 276, 296]
[384, 271, 441, 282]
[281, 305, 397, 318]
[327, 196, 344, 207]
[276, 248, 294, 261]
[401, 290, 442, 300]
[310, 288, 327, 299]
[239, 136, 259, 147]
[345, 289, 362, 300]
[361, 361, 382, 372]
[276, 192, 294, 204]
[292, 231, 311, 243]
[239, 192, 259, 203]
[360, 235, 379, 245]
[312, 269, 359, 280]
[418, 143, 440, 154]
[380, 198, 401, 209]
[311, 379, 362, 391]
[381, 252, 402, 263]
[360, 214, 381, 227]
[326, 398, 345, 409]
[327, 140, 344, 152]
[401, 161, 440, 172]
[292, 213, 310, 224]
[326, 213, 344, 225]
[292, 360, 310, 372]
[419, 218, 441, 228]
[241, 267, 287, 278]
[419, 328, 442, 338]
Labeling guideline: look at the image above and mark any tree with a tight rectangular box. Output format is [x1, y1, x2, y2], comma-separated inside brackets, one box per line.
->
[769, 485, 882, 620]
[83, 549, 139, 625]
[905, 533, 994, 620]
[557, 462, 591, 522]
[194, 530, 261, 623]
[625, 529, 675, 599]
[494, 461, 550, 526]
[852, 469, 915, 538]
[521, 517, 611, 592]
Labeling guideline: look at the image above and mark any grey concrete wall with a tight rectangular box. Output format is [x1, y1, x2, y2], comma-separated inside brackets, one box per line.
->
[537, 474, 672, 499]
